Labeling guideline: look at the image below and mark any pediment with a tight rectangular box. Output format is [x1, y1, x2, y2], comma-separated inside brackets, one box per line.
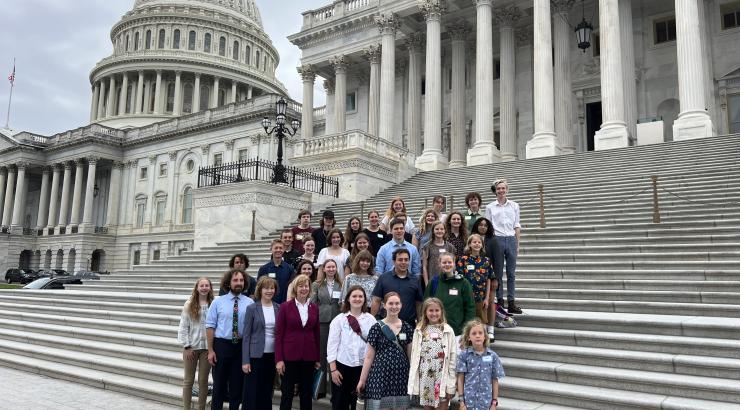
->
[720, 66, 740, 79]
[0, 130, 20, 150]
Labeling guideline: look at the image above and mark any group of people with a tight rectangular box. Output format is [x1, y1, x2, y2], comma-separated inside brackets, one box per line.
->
[177, 178, 521, 410]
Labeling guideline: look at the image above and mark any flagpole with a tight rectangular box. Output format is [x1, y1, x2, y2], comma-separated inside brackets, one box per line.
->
[5, 58, 15, 129]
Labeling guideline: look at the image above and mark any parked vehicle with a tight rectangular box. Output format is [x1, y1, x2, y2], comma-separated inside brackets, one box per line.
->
[5, 269, 40, 284]
[23, 277, 83, 290]
[72, 271, 101, 280]
[36, 269, 71, 278]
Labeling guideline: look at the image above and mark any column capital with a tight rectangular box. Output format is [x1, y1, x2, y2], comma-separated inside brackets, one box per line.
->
[297, 64, 316, 82]
[419, 0, 446, 20]
[75, 158, 86, 166]
[137, 70, 144, 75]
[362, 44, 382, 64]
[169, 151, 178, 161]
[128, 160, 138, 168]
[194, 72, 201, 79]
[224, 140, 234, 150]
[113, 161, 125, 170]
[200, 145, 210, 155]
[473, 0, 493, 7]
[404, 33, 426, 53]
[156, 69, 163, 75]
[516, 26, 533, 46]
[375, 13, 401, 35]
[0, 166, 6, 174]
[87, 156, 100, 165]
[148, 155, 157, 164]
[330, 55, 349, 73]
[15, 161, 29, 170]
[51, 163, 62, 171]
[42, 166, 52, 174]
[448, 22, 471, 41]
[323, 79, 335, 94]
[551, 0, 576, 14]
[495, 5, 522, 27]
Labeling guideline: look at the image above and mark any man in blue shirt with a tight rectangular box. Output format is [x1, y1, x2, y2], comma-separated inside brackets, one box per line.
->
[206, 269, 254, 410]
[257, 239, 295, 304]
[371, 248, 423, 324]
[375, 218, 421, 276]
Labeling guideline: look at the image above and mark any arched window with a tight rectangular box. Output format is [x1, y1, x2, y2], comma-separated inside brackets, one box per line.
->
[188, 30, 196, 50]
[182, 187, 193, 224]
[245, 45, 251, 64]
[232, 41, 239, 60]
[219, 36, 226, 56]
[183, 83, 194, 114]
[255, 50, 260, 68]
[166, 82, 175, 113]
[173, 29, 180, 49]
[199, 85, 210, 110]
[158, 29, 166, 49]
[204, 33, 212, 52]
[145, 30, 152, 49]
[134, 32, 140, 51]
[125, 35, 130, 51]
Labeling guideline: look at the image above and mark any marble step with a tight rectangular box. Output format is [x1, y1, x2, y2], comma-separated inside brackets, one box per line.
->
[518, 268, 740, 280]
[514, 298, 740, 318]
[516, 288, 740, 304]
[0, 301, 180, 325]
[516, 278, 740, 291]
[0, 294, 183, 315]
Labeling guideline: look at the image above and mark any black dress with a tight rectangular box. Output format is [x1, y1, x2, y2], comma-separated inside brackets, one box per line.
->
[365, 321, 413, 402]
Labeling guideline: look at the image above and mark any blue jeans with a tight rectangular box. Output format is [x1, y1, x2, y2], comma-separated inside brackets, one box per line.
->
[496, 236, 517, 302]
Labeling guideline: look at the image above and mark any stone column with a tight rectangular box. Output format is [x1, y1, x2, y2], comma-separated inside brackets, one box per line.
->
[553, 0, 576, 154]
[231, 81, 237, 104]
[135, 71, 145, 114]
[124, 161, 138, 225]
[153, 70, 163, 114]
[376, 13, 400, 143]
[405, 34, 424, 154]
[526, 0, 561, 158]
[69, 159, 85, 228]
[106, 162, 123, 227]
[468, 0, 500, 165]
[81, 158, 98, 229]
[211, 76, 220, 108]
[331, 55, 348, 133]
[324, 80, 335, 134]
[448, 23, 469, 168]
[96, 78, 106, 120]
[36, 167, 51, 230]
[57, 162, 73, 230]
[106, 76, 117, 118]
[11, 163, 27, 227]
[145, 155, 156, 225]
[46, 165, 61, 230]
[118, 73, 129, 116]
[498, 6, 520, 161]
[594, 0, 630, 150]
[619, 0, 638, 143]
[193, 74, 202, 113]
[363, 45, 382, 137]
[672, 0, 716, 140]
[1, 166, 16, 227]
[247, 85, 253, 100]
[416, 0, 448, 171]
[90, 83, 100, 122]
[0, 167, 5, 224]
[143, 78, 152, 114]
[165, 151, 177, 225]
[118, 162, 131, 226]
[297, 65, 315, 139]
[173, 71, 183, 115]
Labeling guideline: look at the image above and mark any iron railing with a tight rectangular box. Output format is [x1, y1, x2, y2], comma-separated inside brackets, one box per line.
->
[198, 158, 339, 198]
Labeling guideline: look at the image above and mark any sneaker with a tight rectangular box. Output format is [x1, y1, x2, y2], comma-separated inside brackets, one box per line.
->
[507, 301, 523, 314]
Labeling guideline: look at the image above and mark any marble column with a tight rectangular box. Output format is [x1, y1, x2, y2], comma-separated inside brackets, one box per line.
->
[416, 0, 448, 171]
[297, 65, 315, 139]
[376, 13, 400, 143]
[619, 0, 638, 144]
[498, 6, 520, 161]
[672, 0, 716, 140]
[69, 159, 85, 228]
[331, 55, 348, 133]
[10, 163, 27, 227]
[247, 85, 253, 100]
[231, 81, 237, 104]
[145, 156, 156, 225]
[57, 162, 73, 230]
[119, 73, 129, 116]
[0, 167, 5, 224]
[1, 166, 15, 227]
[143, 78, 152, 114]
[124, 161, 138, 225]
[363, 45, 382, 137]
[173, 71, 183, 115]
[153, 70, 163, 115]
[106, 76, 117, 118]
[165, 152, 177, 225]
[211, 76, 220, 108]
[96, 78, 106, 120]
[526, 0, 561, 158]
[118, 162, 131, 226]
[553, 0, 576, 154]
[448, 23, 469, 168]
[90, 83, 100, 122]
[81, 157, 98, 229]
[594, 0, 630, 150]
[468, 0, 500, 165]
[36, 167, 51, 230]
[193, 74, 202, 113]
[46, 165, 61, 230]
[135, 71, 145, 114]
[405, 34, 424, 154]
[324, 80, 335, 134]
[106, 162, 123, 227]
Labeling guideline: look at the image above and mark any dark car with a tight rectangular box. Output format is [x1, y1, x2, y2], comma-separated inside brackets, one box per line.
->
[36, 269, 71, 278]
[5, 268, 40, 284]
[23, 276, 83, 290]
[72, 271, 101, 280]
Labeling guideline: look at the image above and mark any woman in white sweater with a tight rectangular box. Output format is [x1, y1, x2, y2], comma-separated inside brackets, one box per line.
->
[177, 277, 214, 410]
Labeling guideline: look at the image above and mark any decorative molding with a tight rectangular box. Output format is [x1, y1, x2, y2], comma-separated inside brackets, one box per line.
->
[201, 145, 210, 155]
[515, 26, 533, 46]
[113, 161, 125, 169]
[297, 64, 316, 82]
[87, 156, 100, 165]
[362, 44, 382, 64]
[551, 0, 576, 14]
[168, 151, 178, 161]
[323, 79, 335, 94]
[419, 0, 446, 21]
[148, 155, 157, 164]
[495, 5, 522, 27]
[330, 55, 349, 73]
[375, 13, 400, 36]
[405, 33, 426, 53]
[194, 191, 308, 209]
[448, 22, 471, 41]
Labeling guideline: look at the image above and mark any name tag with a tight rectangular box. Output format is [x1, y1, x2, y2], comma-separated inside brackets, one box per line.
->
[268, 273, 276, 279]
[398, 333, 407, 341]
[438, 248, 446, 253]
[465, 215, 472, 219]
[448, 288, 459, 296]
[467, 264, 475, 271]
[377, 233, 384, 238]
[332, 291, 341, 299]
[482, 356, 493, 363]
[296, 234, 304, 241]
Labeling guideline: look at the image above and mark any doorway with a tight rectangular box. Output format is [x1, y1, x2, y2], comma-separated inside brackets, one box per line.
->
[585, 101, 602, 151]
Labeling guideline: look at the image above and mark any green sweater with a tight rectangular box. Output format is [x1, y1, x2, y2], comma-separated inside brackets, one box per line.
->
[424, 273, 476, 335]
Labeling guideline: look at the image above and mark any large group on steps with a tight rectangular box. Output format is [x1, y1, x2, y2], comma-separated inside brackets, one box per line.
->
[177, 178, 522, 410]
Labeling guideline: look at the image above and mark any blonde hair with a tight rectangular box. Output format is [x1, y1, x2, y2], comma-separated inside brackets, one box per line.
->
[417, 297, 447, 330]
[187, 277, 214, 320]
[288, 274, 312, 299]
[417, 208, 440, 236]
[459, 319, 491, 349]
[463, 233, 485, 255]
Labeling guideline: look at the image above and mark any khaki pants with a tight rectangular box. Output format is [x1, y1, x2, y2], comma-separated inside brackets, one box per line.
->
[183, 349, 210, 410]
[475, 301, 489, 323]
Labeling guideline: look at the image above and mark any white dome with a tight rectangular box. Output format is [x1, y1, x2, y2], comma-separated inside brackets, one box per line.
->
[133, 0, 263, 29]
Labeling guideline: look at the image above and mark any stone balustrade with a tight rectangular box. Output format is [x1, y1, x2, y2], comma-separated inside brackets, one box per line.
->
[296, 130, 408, 158]
[302, 0, 378, 29]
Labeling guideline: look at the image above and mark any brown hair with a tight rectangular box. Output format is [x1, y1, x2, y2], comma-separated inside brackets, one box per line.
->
[341, 285, 369, 313]
[444, 211, 468, 241]
[384, 196, 407, 220]
[344, 216, 363, 249]
[254, 276, 278, 301]
[220, 269, 247, 293]
[350, 249, 375, 275]
[465, 192, 482, 208]
[187, 277, 214, 320]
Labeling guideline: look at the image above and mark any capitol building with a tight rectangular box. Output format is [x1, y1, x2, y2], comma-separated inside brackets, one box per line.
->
[0, 0, 739, 273]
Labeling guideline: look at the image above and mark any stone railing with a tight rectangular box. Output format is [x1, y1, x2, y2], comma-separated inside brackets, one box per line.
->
[313, 106, 326, 121]
[44, 124, 125, 146]
[295, 130, 408, 158]
[302, 0, 378, 29]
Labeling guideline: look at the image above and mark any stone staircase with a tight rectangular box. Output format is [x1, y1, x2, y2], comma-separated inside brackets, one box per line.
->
[0, 134, 739, 409]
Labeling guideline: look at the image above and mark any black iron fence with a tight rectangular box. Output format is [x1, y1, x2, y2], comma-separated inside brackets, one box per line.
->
[198, 158, 339, 198]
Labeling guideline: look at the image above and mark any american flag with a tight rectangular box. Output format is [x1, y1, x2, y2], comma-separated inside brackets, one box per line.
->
[8, 64, 15, 85]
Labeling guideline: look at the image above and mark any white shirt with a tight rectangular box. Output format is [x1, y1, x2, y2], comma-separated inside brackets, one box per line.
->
[485, 199, 521, 237]
[295, 298, 310, 327]
[317, 247, 351, 281]
[262, 305, 276, 353]
[326, 312, 377, 367]
[380, 215, 416, 234]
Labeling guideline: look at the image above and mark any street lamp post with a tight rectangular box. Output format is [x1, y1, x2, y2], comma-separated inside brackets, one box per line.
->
[262, 97, 300, 183]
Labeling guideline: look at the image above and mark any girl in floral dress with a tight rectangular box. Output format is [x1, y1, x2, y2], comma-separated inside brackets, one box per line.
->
[408, 298, 458, 410]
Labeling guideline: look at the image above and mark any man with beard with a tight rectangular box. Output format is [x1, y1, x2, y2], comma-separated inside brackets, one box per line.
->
[206, 269, 254, 410]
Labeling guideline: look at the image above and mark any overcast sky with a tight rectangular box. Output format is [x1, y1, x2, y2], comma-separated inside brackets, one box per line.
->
[0, 0, 329, 136]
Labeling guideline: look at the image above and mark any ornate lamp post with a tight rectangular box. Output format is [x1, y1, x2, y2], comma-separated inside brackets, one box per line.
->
[262, 97, 300, 183]
[575, 0, 594, 52]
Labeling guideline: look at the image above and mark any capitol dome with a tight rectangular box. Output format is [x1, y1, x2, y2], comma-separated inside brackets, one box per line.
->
[89, 0, 287, 129]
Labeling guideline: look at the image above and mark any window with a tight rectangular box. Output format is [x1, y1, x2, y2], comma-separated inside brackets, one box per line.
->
[245, 45, 251, 64]
[213, 153, 223, 166]
[153, 249, 161, 261]
[494, 59, 500, 80]
[255, 50, 260, 68]
[158, 29, 166, 49]
[233, 41, 240, 60]
[133, 250, 141, 265]
[173, 29, 180, 49]
[346, 92, 356, 112]
[139, 167, 148, 179]
[125, 35, 130, 51]
[183, 84, 193, 113]
[730, 94, 740, 134]
[155, 198, 166, 226]
[654, 17, 677, 44]
[200, 85, 210, 110]
[218, 89, 226, 106]
[145, 30, 152, 49]
[186, 159, 195, 173]
[219, 36, 226, 56]
[238, 149, 249, 161]
[204, 33, 212, 53]
[159, 163, 168, 177]
[188, 30, 196, 50]
[722, 2, 740, 30]
[166, 82, 175, 112]
[182, 187, 193, 224]
[134, 32, 139, 51]
[135, 202, 145, 228]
